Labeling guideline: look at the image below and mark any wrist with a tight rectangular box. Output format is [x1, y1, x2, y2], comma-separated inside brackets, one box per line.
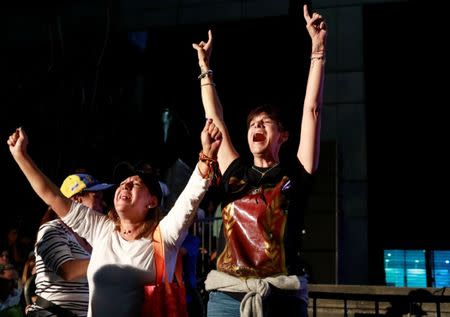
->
[197, 161, 210, 179]
[199, 151, 217, 162]
[310, 55, 326, 61]
[311, 42, 325, 55]
[197, 151, 219, 180]
[198, 69, 213, 80]
[199, 64, 210, 72]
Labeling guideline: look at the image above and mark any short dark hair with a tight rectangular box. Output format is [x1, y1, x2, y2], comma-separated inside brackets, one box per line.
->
[246, 104, 286, 131]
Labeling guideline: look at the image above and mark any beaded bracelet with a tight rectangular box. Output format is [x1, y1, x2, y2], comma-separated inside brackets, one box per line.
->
[199, 151, 217, 164]
[198, 151, 221, 185]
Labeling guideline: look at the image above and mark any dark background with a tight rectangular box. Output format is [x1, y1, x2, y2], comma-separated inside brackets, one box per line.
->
[364, 1, 447, 249]
[1, 1, 447, 284]
[1, 4, 310, 239]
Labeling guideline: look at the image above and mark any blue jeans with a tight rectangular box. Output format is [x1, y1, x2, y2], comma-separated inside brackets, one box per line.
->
[207, 291, 240, 317]
[207, 290, 308, 317]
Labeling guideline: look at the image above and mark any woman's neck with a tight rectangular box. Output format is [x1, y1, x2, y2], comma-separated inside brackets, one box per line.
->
[253, 158, 279, 168]
[119, 219, 154, 241]
[119, 221, 143, 238]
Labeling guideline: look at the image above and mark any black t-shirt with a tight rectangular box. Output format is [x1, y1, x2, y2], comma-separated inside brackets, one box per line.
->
[216, 157, 314, 276]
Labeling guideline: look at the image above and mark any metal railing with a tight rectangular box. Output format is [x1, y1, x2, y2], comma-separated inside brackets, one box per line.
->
[191, 216, 221, 277]
[308, 289, 450, 317]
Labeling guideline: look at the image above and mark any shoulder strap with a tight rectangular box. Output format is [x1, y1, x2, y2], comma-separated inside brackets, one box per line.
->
[152, 225, 185, 286]
[174, 250, 184, 285]
[153, 225, 165, 284]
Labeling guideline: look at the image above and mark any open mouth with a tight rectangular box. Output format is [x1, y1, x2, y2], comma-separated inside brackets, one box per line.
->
[119, 192, 131, 200]
[253, 133, 266, 142]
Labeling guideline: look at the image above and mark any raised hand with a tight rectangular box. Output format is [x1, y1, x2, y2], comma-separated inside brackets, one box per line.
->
[303, 4, 327, 53]
[192, 30, 213, 70]
[201, 118, 222, 159]
[7, 127, 28, 159]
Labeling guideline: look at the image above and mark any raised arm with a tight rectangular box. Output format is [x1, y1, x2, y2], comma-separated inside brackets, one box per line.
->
[192, 30, 238, 173]
[162, 119, 222, 242]
[7, 127, 72, 217]
[298, 4, 327, 174]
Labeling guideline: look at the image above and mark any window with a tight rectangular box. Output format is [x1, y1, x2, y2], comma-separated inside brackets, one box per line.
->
[384, 250, 426, 287]
[431, 250, 450, 288]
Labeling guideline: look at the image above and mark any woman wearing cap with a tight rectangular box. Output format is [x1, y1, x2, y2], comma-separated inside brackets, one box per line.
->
[60, 173, 115, 214]
[26, 174, 114, 317]
[7, 119, 222, 317]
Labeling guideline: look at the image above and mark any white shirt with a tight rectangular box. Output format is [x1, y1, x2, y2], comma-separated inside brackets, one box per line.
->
[62, 166, 209, 317]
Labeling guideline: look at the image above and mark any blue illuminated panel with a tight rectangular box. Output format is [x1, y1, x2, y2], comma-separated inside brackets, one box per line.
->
[432, 250, 450, 288]
[384, 250, 426, 287]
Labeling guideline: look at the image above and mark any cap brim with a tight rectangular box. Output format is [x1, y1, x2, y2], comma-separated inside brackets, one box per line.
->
[113, 161, 136, 185]
[86, 183, 115, 192]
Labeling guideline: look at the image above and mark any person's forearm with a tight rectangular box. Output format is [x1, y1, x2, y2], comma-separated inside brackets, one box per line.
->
[199, 69, 238, 171]
[194, 33, 239, 171]
[304, 55, 325, 112]
[58, 259, 89, 281]
[199, 69, 224, 122]
[162, 164, 210, 241]
[298, 44, 325, 173]
[13, 152, 70, 217]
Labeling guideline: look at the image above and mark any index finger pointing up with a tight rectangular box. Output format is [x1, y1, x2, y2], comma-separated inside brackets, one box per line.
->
[303, 4, 311, 20]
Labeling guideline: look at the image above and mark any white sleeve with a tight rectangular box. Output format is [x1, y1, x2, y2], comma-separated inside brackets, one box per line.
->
[61, 201, 112, 246]
[160, 164, 210, 247]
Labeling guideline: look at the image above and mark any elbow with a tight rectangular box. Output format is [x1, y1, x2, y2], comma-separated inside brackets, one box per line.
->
[310, 104, 322, 120]
[304, 97, 322, 115]
[298, 150, 320, 175]
[304, 164, 318, 175]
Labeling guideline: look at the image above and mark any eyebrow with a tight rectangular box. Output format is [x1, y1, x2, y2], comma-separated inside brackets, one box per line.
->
[250, 117, 275, 123]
